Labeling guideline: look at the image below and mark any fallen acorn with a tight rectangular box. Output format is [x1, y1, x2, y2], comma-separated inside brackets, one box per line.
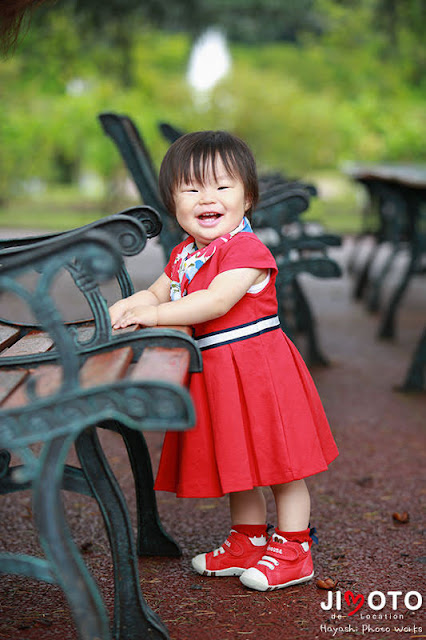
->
[392, 511, 409, 523]
[316, 577, 338, 590]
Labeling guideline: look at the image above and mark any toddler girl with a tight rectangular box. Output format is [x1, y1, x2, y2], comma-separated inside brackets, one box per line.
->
[109, 130, 338, 591]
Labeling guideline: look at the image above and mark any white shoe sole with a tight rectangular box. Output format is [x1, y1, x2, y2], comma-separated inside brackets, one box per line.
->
[191, 555, 246, 577]
[240, 570, 314, 591]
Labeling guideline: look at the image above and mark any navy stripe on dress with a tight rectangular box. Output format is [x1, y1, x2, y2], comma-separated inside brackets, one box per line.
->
[194, 315, 281, 351]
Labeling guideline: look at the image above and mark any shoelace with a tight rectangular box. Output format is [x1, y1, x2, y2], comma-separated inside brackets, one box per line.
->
[212, 531, 235, 557]
[211, 531, 267, 557]
[258, 555, 280, 570]
[309, 524, 319, 545]
[213, 546, 226, 557]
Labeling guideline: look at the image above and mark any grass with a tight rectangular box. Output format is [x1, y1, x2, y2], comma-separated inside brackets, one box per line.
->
[0, 206, 104, 231]
[0, 173, 365, 235]
[0, 186, 137, 232]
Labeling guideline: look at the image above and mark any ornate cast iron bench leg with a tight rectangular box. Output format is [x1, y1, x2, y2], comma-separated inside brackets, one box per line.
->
[76, 426, 170, 640]
[117, 424, 181, 557]
[32, 433, 112, 640]
[378, 247, 417, 339]
[292, 279, 329, 366]
[353, 241, 377, 301]
[365, 244, 399, 312]
[398, 327, 426, 392]
[58, 425, 181, 559]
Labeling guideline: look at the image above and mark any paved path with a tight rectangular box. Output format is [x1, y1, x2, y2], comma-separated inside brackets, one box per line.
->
[0, 235, 425, 640]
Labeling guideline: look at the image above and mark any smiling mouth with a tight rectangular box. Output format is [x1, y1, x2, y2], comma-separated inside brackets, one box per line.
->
[197, 212, 223, 221]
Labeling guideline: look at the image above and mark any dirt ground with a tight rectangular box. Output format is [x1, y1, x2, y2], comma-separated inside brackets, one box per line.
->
[0, 235, 425, 640]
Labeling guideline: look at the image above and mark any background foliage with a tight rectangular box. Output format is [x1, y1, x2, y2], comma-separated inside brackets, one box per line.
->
[0, 0, 425, 230]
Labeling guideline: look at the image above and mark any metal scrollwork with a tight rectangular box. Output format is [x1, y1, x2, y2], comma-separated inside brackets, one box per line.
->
[116, 229, 143, 255]
[103, 217, 147, 256]
[0, 234, 124, 386]
[11, 446, 39, 484]
[0, 449, 11, 478]
[66, 260, 112, 348]
[57, 404, 85, 424]
[0, 416, 15, 438]
[151, 388, 187, 420]
[123, 388, 149, 419]
[118, 205, 162, 239]
[0, 381, 193, 450]
[115, 265, 134, 299]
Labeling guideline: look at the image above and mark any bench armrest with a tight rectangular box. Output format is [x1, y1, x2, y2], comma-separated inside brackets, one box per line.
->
[0, 205, 161, 252]
[0, 230, 124, 368]
[0, 228, 203, 372]
[253, 189, 311, 229]
[0, 212, 156, 323]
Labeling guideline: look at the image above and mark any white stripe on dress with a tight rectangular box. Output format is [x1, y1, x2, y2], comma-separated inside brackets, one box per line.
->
[195, 315, 280, 350]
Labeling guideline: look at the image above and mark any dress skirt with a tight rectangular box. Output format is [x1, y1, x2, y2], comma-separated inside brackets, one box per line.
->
[154, 327, 338, 498]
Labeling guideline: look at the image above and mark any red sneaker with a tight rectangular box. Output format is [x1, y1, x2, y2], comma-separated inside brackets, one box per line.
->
[191, 529, 269, 577]
[239, 533, 314, 591]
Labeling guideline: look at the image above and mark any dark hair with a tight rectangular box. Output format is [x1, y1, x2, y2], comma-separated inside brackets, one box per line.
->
[0, 0, 45, 56]
[159, 130, 259, 220]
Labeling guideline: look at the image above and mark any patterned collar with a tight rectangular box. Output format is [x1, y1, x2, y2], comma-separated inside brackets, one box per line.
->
[169, 216, 253, 300]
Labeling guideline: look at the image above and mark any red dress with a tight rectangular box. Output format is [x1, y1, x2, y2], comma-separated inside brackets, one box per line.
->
[154, 233, 338, 498]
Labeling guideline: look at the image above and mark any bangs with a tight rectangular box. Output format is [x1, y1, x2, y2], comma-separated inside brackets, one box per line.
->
[176, 147, 238, 187]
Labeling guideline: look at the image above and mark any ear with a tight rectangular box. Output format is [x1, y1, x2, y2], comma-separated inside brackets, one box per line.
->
[244, 196, 252, 213]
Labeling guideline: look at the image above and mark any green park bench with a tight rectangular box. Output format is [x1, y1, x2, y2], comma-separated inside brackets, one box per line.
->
[345, 164, 426, 391]
[98, 111, 342, 365]
[253, 186, 341, 364]
[0, 222, 202, 639]
[0, 204, 161, 300]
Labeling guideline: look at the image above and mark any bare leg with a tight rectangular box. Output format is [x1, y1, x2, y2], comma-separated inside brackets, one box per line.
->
[230, 487, 267, 525]
[192, 487, 268, 577]
[239, 480, 314, 591]
[271, 479, 310, 531]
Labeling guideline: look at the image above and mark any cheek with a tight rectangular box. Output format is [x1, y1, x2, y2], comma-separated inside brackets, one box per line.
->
[175, 208, 190, 229]
[173, 197, 186, 218]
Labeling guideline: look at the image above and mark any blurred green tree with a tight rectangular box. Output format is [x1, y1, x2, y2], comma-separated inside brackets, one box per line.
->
[69, 0, 322, 43]
[319, 0, 426, 83]
[0, 0, 425, 207]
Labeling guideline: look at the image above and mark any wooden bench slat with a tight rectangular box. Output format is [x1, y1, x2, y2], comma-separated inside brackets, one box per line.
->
[3, 364, 61, 409]
[0, 370, 29, 404]
[74, 325, 95, 342]
[73, 322, 138, 335]
[2, 347, 134, 410]
[79, 346, 133, 388]
[73, 323, 138, 343]
[130, 347, 190, 386]
[112, 325, 139, 336]
[48, 322, 139, 346]
[0, 331, 54, 358]
[2, 345, 191, 411]
[0, 324, 22, 352]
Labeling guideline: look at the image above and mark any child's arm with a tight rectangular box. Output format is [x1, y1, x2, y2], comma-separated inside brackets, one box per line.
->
[109, 272, 171, 327]
[113, 267, 266, 328]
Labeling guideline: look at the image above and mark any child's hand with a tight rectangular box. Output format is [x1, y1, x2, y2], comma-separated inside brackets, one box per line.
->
[111, 304, 158, 329]
[109, 299, 129, 328]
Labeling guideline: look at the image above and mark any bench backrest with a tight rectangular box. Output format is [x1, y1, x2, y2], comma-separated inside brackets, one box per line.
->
[99, 113, 184, 259]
